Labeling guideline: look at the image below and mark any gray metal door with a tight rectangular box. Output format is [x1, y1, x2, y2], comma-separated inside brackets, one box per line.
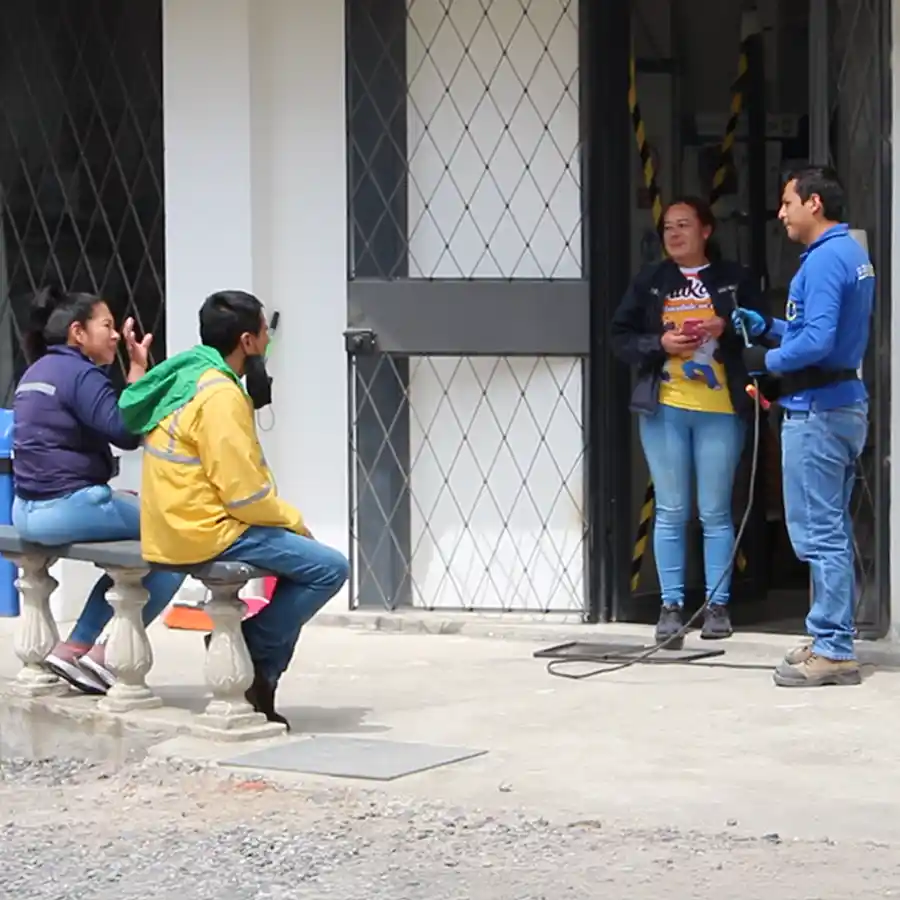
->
[345, 0, 592, 615]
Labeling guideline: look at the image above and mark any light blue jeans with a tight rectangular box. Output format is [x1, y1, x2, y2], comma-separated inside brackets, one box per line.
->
[216, 526, 349, 683]
[12, 485, 185, 646]
[781, 402, 868, 661]
[639, 404, 746, 608]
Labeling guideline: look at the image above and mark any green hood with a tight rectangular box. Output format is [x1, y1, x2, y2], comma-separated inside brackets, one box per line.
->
[119, 345, 243, 435]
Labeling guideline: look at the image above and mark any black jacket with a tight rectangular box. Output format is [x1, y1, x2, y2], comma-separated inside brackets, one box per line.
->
[610, 259, 765, 420]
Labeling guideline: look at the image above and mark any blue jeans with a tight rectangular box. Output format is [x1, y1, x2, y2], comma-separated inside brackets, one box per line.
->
[638, 404, 746, 608]
[781, 402, 868, 661]
[12, 485, 185, 646]
[216, 526, 349, 682]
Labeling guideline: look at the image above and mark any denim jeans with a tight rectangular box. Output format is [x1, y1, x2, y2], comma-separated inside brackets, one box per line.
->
[12, 485, 185, 646]
[638, 404, 746, 608]
[781, 402, 868, 661]
[216, 526, 349, 682]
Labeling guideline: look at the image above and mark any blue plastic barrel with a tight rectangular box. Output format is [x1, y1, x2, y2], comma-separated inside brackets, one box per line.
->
[0, 408, 16, 617]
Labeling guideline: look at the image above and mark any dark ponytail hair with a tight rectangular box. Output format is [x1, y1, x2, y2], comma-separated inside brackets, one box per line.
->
[658, 195, 723, 263]
[24, 286, 103, 363]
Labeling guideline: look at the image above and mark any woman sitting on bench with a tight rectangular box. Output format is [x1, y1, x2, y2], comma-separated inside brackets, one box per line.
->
[11, 286, 184, 695]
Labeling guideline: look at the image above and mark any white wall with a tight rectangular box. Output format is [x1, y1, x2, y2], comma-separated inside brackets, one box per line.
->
[158, 0, 349, 611]
[405, 0, 585, 611]
[406, 0, 581, 279]
[407, 356, 584, 611]
[245, 1, 348, 560]
[163, 0, 255, 352]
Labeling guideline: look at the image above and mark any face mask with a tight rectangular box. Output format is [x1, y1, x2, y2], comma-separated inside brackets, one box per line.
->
[244, 353, 273, 410]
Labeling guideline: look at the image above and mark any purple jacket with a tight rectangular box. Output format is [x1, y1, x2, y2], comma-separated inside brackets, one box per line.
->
[13, 346, 140, 500]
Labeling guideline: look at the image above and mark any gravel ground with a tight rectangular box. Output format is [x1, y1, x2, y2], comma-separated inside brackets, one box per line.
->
[3, 756, 900, 899]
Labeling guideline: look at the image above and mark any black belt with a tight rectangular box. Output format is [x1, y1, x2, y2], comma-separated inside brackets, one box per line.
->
[777, 367, 859, 397]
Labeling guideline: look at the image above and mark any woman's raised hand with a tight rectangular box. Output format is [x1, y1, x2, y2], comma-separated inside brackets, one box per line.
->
[123, 317, 153, 373]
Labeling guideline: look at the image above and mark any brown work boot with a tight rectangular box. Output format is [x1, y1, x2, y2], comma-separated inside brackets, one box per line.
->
[783, 643, 813, 666]
[773, 653, 861, 688]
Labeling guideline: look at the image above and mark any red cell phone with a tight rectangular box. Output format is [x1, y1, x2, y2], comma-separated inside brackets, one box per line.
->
[681, 318, 705, 338]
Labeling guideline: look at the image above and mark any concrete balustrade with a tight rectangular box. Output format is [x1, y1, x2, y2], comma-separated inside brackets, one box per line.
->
[0, 529, 285, 741]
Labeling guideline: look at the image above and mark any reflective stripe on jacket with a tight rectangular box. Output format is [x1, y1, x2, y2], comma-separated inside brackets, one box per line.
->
[140, 369, 304, 564]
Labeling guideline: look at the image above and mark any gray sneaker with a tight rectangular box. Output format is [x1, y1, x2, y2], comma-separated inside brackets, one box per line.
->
[700, 604, 733, 640]
[655, 606, 684, 647]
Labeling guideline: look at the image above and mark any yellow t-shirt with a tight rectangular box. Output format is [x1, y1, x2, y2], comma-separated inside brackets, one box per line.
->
[658, 266, 735, 415]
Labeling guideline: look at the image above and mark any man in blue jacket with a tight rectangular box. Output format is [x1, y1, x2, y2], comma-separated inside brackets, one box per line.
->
[733, 166, 874, 688]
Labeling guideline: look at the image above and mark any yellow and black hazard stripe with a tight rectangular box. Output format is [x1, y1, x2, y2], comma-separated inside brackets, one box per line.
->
[628, 53, 664, 231]
[710, 13, 760, 210]
[630, 480, 655, 592]
[627, 49, 662, 593]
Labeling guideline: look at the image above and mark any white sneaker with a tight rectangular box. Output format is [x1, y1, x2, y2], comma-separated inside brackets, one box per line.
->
[79, 652, 116, 689]
[45, 653, 107, 696]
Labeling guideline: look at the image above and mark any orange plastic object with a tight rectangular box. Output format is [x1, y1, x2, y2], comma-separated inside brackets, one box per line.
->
[745, 383, 771, 410]
[163, 575, 277, 631]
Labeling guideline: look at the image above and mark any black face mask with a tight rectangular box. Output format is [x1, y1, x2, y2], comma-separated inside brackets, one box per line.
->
[244, 353, 273, 410]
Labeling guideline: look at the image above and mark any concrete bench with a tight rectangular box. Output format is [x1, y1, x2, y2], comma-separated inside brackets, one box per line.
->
[0, 527, 284, 740]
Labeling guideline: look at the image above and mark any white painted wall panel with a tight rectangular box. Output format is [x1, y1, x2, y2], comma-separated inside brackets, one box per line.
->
[404, 0, 584, 612]
[406, 0, 580, 279]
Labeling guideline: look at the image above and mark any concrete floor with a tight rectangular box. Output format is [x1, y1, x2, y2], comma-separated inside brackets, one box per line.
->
[2, 617, 900, 847]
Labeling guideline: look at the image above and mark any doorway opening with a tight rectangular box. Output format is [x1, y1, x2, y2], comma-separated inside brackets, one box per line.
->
[610, 0, 891, 636]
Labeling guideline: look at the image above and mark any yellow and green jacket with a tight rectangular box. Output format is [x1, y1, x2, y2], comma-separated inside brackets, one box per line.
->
[119, 347, 304, 565]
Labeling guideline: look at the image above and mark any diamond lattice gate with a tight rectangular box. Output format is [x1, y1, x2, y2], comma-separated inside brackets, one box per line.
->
[0, 0, 164, 402]
[348, 350, 586, 612]
[345, 0, 591, 615]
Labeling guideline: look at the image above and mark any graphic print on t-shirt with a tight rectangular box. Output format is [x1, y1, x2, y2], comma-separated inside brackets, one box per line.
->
[658, 267, 734, 414]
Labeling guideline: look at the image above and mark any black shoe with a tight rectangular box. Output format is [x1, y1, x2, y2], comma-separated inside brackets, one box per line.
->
[202, 634, 290, 731]
[655, 605, 684, 646]
[246, 671, 291, 732]
[701, 603, 733, 640]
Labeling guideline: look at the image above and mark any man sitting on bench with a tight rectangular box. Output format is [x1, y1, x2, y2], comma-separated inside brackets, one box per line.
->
[119, 290, 349, 728]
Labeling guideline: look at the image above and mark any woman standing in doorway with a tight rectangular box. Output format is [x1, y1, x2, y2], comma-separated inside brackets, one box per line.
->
[611, 198, 765, 644]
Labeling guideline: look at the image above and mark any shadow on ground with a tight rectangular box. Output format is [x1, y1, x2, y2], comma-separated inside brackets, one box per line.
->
[153, 685, 391, 734]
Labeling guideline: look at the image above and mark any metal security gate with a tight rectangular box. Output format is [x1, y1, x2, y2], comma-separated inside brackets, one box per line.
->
[345, 0, 892, 628]
[825, 0, 892, 636]
[345, 0, 593, 615]
[0, 0, 165, 402]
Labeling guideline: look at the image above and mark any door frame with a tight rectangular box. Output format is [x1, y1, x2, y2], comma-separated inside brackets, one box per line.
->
[595, 0, 893, 634]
